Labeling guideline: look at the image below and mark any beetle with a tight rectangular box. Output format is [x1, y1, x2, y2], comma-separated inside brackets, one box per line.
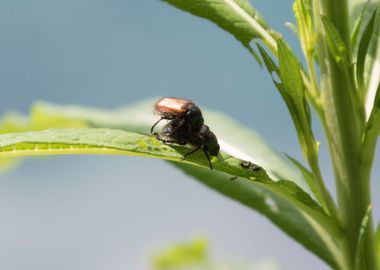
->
[151, 97, 204, 134]
[155, 121, 219, 170]
[152, 98, 219, 170]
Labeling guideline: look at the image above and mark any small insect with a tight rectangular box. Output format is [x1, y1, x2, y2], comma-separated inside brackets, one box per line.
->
[240, 160, 261, 171]
[152, 97, 219, 170]
[151, 97, 204, 134]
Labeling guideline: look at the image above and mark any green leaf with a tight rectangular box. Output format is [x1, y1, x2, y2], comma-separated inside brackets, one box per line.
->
[176, 163, 341, 268]
[277, 40, 305, 106]
[257, 44, 339, 217]
[293, 0, 315, 58]
[321, 16, 347, 64]
[0, 128, 319, 211]
[276, 40, 317, 163]
[357, 4, 379, 92]
[162, 0, 277, 58]
[354, 205, 373, 270]
[285, 154, 323, 206]
[258, 41, 318, 164]
[0, 106, 343, 267]
[0, 100, 306, 188]
[351, 0, 374, 50]
[256, 43, 278, 75]
[0, 128, 342, 247]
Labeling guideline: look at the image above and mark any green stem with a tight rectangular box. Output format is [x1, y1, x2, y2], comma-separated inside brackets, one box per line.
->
[314, 0, 377, 269]
[295, 1, 337, 220]
[307, 148, 339, 221]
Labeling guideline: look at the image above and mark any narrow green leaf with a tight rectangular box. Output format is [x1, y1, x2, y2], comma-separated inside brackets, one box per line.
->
[177, 163, 341, 268]
[285, 154, 323, 206]
[351, 0, 373, 50]
[363, 5, 380, 118]
[0, 128, 342, 255]
[257, 44, 339, 217]
[277, 40, 305, 105]
[0, 113, 342, 267]
[321, 16, 347, 64]
[256, 43, 279, 75]
[0, 99, 306, 188]
[357, 5, 379, 91]
[257, 43, 292, 101]
[277, 39, 308, 125]
[355, 205, 373, 270]
[258, 41, 317, 162]
[276, 39, 317, 163]
[293, 0, 315, 58]
[0, 128, 321, 213]
[163, 0, 277, 57]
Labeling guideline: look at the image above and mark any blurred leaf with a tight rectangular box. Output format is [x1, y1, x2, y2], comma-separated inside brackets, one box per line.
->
[349, 0, 380, 33]
[361, 5, 380, 118]
[0, 157, 21, 173]
[152, 238, 280, 270]
[366, 81, 380, 134]
[0, 108, 87, 134]
[376, 222, 380, 262]
[0, 105, 88, 169]
[293, 0, 313, 34]
[354, 205, 373, 270]
[321, 16, 347, 64]
[357, 4, 379, 92]
[351, 0, 374, 50]
[162, 0, 276, 61]
[176, 163, 341, 268]
[153, 238, 208, 270]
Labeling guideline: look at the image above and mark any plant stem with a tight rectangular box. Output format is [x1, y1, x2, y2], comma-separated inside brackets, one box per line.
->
[307, 147, 339, 221]
[314, 0, 378, 269]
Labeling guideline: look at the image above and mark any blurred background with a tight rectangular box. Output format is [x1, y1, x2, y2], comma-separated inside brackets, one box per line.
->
[0, 1, 379, 269]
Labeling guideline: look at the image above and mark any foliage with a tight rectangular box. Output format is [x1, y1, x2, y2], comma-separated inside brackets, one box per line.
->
[2, 0, 380, 269]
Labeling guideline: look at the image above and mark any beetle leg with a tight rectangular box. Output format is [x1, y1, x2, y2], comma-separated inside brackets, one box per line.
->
[202, 149, 212, 170]
[182, 147, 212, 170]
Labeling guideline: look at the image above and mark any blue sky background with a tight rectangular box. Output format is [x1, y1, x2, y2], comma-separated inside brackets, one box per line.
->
[0, 1, 379, 269]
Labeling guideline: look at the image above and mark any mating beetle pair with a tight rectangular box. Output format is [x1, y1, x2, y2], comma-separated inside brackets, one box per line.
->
[151, 97, 220, 169]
